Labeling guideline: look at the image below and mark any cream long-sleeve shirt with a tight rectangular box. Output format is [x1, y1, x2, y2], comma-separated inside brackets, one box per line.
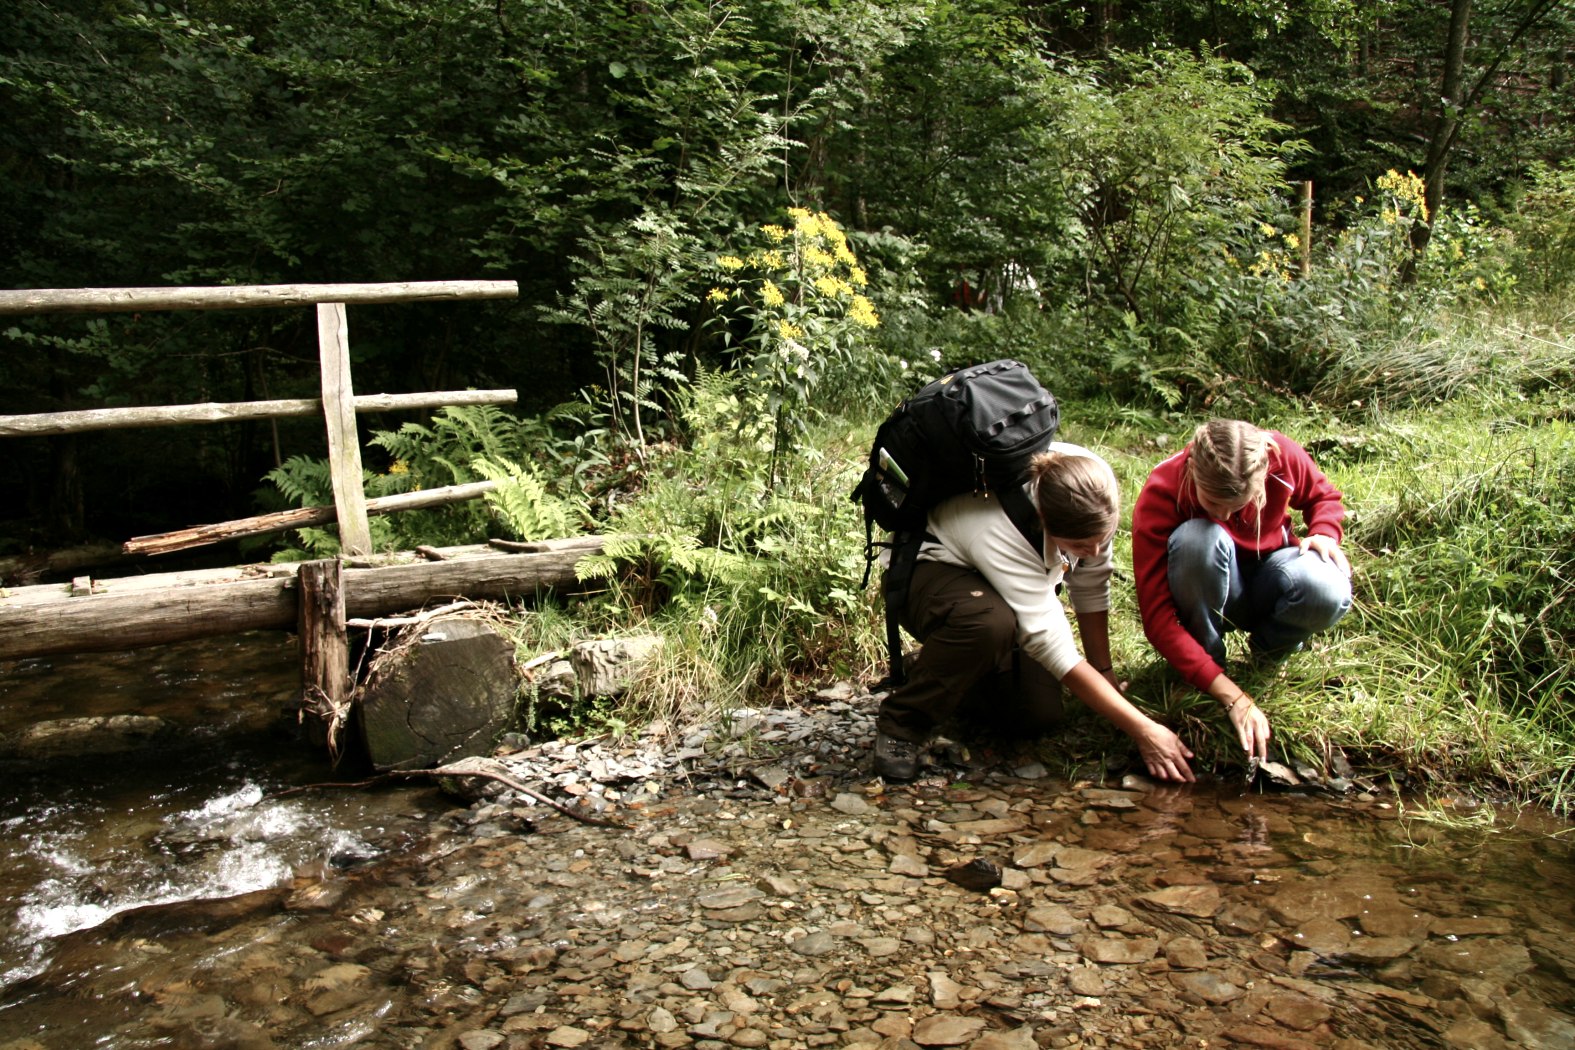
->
[913, 441, 1115, 680]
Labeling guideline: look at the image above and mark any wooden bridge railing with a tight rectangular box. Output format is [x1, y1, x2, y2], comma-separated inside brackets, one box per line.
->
[0, 280, 520, 557]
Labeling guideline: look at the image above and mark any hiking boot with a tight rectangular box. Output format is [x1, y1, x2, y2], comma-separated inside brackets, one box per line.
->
[873, 732, 920, 781]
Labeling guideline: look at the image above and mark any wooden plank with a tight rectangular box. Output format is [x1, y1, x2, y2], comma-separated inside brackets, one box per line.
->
[317, 302, 372, 557]
[123, 480, 501, 556]
[0, 281, 519, 315]
[0, 390, 518, 438]
[0, 542, 604, 661]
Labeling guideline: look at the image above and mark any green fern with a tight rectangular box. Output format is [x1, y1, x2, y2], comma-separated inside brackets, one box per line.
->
[265, 455, 336, 507]
[473, 456, 585, 541]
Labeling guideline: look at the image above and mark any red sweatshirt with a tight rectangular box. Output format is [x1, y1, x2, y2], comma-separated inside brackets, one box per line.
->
[1131, 432, 1346, 691]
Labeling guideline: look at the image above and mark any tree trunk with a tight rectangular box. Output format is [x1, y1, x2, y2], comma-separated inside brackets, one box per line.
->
[1413, 0, 1473, 265]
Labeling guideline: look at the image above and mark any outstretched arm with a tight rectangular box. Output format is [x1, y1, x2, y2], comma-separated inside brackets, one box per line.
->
[1074, 609, 1124, 692]
[1062, 662, 1195, 782]
[1206, 671, 1270, 763]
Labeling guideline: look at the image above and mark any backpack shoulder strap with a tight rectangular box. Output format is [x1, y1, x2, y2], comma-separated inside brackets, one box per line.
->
[998, 481, 1043, 556]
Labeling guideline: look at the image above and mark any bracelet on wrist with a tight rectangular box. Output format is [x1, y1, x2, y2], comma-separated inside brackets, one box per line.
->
[1093, 663, 1112, 673]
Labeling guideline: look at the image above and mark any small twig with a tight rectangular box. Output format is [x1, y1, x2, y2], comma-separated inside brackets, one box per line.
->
[270, 756, 630, 829]
[487, 538, 543, 553]
[347, 600, 475, 629]
[520, 649, 565, 673]
[414, 545, 448, 561]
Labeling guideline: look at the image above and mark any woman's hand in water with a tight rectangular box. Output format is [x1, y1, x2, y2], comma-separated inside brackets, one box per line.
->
[1134, 722, 1196, 783]
[1224, 693, 1271, 763]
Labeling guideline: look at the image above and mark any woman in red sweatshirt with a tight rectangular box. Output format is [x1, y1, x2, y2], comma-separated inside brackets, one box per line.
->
[1132, 420, 1352, 764]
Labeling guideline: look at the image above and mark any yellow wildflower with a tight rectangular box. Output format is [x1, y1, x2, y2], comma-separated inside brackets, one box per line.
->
[776, 319, 805, 340]
[717, 254, 745, 271]
[815, 275, 851, 298]
[848, 265, 868, 287]
[804, 246, 837, 270]
[707, 287, 729, 304]
[761, 225, 790, 244]
[761, 280, 785, 307]
[849, 294, 880, 329]
[1283, 233, 1300, 250]
[760, 249, 786, 270]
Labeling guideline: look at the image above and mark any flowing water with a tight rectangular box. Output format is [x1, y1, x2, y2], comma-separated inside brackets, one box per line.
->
[1, 637, 1573, 1048]
[0, 636, 451, 998]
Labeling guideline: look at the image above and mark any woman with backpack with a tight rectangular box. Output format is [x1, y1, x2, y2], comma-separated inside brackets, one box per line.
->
[873, 445, 1199, 783]
[1131, 419, 1353, 765]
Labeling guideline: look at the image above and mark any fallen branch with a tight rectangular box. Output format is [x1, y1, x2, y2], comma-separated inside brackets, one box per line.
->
[271, 755, 630, 829]
[346, 599, 476, 629]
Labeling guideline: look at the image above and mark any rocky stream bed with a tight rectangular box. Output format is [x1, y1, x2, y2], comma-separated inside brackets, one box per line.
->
[3, 683, 1573, 1050]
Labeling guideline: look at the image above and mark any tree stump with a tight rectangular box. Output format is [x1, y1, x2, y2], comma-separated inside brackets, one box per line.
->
[357, 617, 520, 770]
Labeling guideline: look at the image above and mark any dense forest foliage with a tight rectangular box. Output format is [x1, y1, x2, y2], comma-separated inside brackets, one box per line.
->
[2, 0, 1570, 548]
[4, 1, 1574, 806]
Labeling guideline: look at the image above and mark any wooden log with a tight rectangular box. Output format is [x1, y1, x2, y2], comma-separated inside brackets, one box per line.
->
[0, 390, 518, 438]
[0, 576, 301, 660]
[317, 303, 372, 557]
[298, 560, 350, 753]
[341, 547, 594, 617]
[123, 480, 501, 556]
[0, 543, 128, 584]
[0, 543, 603, 661]
[0, 280, 519, 316]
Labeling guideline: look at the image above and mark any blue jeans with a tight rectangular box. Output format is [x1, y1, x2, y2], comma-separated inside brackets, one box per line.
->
[1167, 518, 1352, 665]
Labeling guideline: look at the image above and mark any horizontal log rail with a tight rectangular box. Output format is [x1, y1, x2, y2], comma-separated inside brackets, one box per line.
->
[0, 280, 519, 315]
[0, 538, 607, 662]
[0, 389, 517, 438]
[124, 480, 502, 556]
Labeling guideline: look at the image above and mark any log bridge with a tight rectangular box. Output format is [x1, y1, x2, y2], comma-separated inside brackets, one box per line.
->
[0, 281, 596, 728]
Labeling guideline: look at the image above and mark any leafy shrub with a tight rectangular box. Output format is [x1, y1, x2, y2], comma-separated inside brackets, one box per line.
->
[542, 208, 703, 454]
[1503, 160, 1575, 296]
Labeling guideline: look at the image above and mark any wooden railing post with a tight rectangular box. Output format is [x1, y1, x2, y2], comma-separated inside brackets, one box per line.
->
[316, 302, 373, 556]
[298, 559, 350, 754]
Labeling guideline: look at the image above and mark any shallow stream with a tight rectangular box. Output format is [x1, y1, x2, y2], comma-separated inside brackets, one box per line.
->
[1, 637, 1572, 1049]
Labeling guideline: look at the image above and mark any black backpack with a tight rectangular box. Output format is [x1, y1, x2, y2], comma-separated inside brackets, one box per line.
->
[850, 359, 1060, 686]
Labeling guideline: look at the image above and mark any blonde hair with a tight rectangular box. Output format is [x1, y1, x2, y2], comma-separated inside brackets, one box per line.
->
[1183, 419, 1279, 514]
[1029, 451, 1120, 540]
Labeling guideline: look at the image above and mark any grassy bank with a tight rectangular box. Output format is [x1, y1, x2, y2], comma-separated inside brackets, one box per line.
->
[530, 299, 1575, 815]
